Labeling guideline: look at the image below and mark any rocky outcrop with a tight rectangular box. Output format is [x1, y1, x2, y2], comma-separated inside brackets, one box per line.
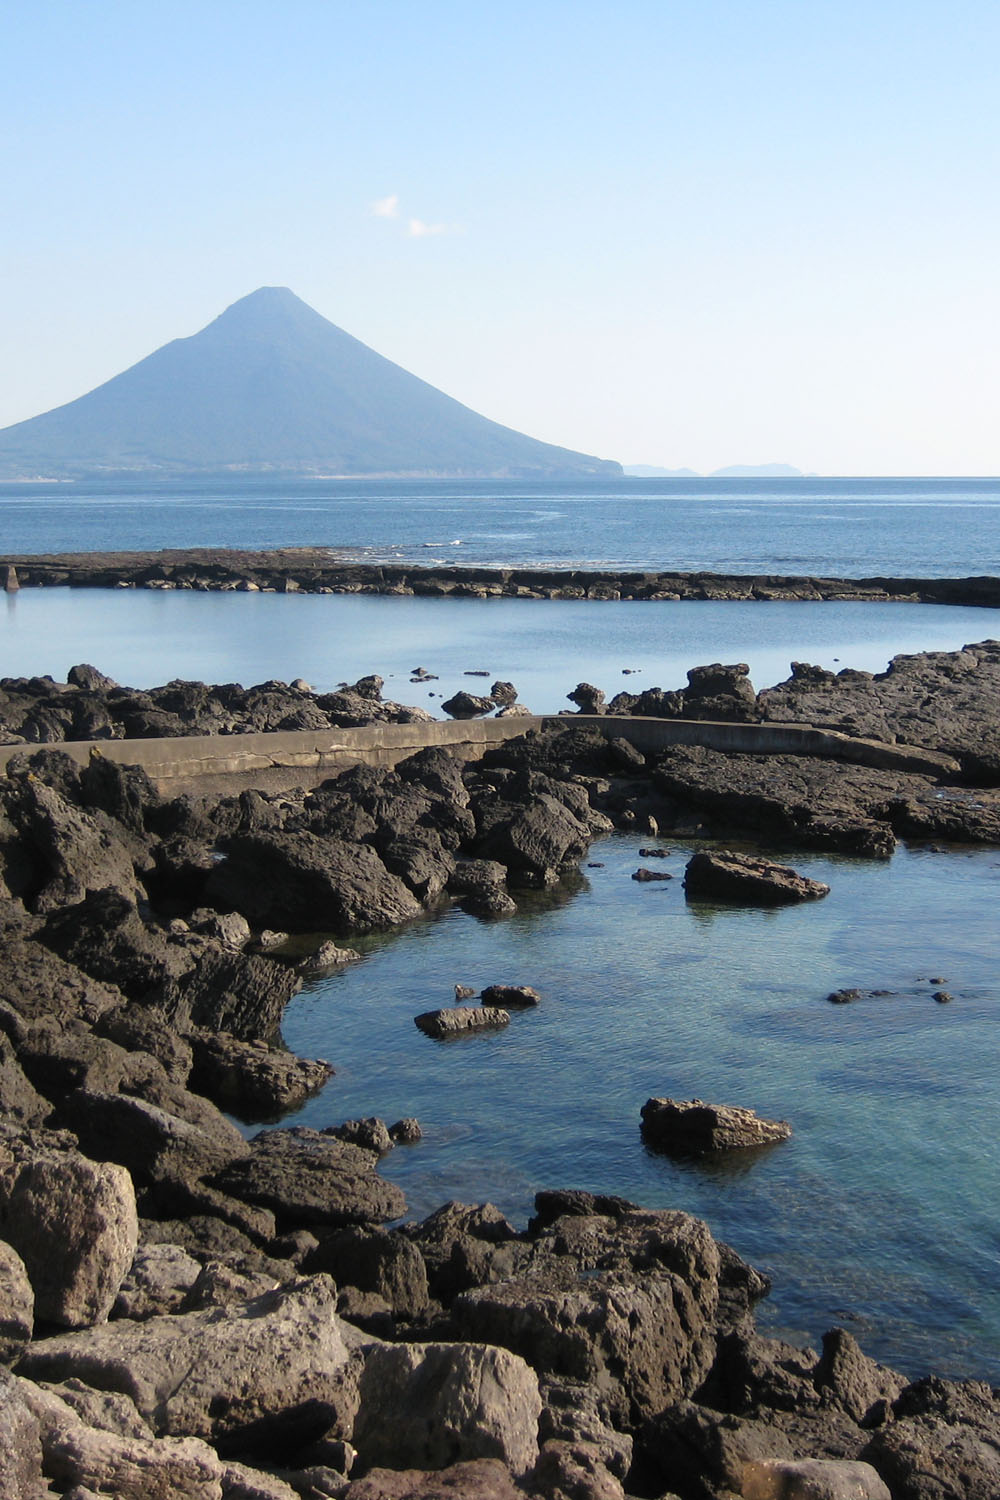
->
[683, 850, 831, 905]
[759, 641, 1000, 782]
[640, 1098, 792, 1154]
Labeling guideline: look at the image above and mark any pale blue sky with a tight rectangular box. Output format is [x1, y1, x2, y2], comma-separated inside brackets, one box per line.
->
[3, 1, 998, 473]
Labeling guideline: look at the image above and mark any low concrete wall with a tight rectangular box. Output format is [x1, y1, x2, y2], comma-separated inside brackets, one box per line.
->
[0, 713, 957, 796]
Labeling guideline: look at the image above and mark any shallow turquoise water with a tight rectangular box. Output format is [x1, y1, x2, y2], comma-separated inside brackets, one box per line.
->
[280, 834, 1000, 1384]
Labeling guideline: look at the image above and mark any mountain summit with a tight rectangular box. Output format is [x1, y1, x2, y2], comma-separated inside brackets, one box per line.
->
[0, 288, 621, 479]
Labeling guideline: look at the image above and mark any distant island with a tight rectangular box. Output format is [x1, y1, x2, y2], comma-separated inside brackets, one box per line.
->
[0, 288, 622, 481]
[624, 463, 805, 478]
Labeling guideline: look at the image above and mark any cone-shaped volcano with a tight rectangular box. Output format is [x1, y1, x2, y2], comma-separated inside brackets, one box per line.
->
[0, 288, 620, 479]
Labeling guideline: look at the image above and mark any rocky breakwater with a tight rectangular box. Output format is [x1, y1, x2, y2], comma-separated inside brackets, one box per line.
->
[4, 545, 1000, 607]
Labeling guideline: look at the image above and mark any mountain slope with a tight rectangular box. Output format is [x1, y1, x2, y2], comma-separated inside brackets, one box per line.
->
[0, 288, 620, 479]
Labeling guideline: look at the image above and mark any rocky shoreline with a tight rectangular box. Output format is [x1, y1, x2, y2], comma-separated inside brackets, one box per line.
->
[1, 648, 1000, 1497]
[4, 546, 1000, 607]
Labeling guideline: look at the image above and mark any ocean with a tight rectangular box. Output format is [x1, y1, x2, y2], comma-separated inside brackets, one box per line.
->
[2, 473, 999, 1382]
[2, 473, 1000, 575]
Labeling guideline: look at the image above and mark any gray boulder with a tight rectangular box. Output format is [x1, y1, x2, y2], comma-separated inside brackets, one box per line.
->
[112, 1243, 203, 1321]
[354, 1342, 542, 1476]
[0, 1241, 33, 1363]
[187, 1031, 332, 1120]
[0, 1368, 44, 1500]
[303, 1227, 429, 1321]
[743, 1458, 890, 1499]
[0, 1138, 137, 1328]
[20, 1274, 355, 1442]
[58, 1089, 249, 1205]
[18, 1376, 224, 1500]
[210, 1127, 406, 1229]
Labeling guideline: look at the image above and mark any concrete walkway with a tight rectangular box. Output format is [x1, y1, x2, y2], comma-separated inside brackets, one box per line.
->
[0, 714, 958, 797]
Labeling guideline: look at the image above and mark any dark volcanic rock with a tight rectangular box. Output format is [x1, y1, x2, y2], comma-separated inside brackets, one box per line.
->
[683, 849, 831, 905]
[654, 745, 902, 857]
[640, 1097, 792, 1153]
[205, 831, 423, 934]
[441, 690, 495, 719]
[480, 984, 541, 1008]
[447, 859, 517, 917]
[471, 793, 592, 887]
[187, 1031, 333, 1120]
[759, 640, 1000, 782]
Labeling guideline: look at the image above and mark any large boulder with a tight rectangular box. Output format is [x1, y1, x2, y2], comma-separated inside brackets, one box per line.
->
[452, 1206, 720, 1433]
[58, 1089, 249, 1207]
[0, 1242, 33, 1363]
[0, 936, 122, 1028]
[653, 746, 901, 859]
[19, 1375, 224, 1500]
[303, 1227, 429, 1321]
[354, 1342, 542, 1476]
[206, 832, 422, 933]
[0, 1135, 138, 1327]
[860, 1376, 1000, 1500]
[187, 1032, 332, 1120]
[0, 1368, 44, 1500]
[472, 796, 592, 887]
[20, 1274, 356, 1442]
[0, 773, 141, 912]
[210, 1127, 407, 1230]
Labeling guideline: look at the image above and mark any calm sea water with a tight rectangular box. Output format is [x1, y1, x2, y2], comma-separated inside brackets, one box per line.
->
[2, 474, 1000, 575]
[2, 476, 1000, 1381]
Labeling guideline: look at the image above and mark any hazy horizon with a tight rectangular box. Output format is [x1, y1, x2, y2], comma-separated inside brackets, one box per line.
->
[4, 2, 999, 476]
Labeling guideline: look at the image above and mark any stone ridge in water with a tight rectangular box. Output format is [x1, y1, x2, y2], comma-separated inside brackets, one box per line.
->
[2, 545, 1000, 607]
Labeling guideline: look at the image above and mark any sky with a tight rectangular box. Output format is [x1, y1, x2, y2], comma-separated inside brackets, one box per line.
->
[2, 0, 998, 475]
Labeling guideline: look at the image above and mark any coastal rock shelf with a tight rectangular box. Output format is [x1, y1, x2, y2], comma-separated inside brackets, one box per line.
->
[4, 545, 1000, 607]
[2, 648, 1000, 1497]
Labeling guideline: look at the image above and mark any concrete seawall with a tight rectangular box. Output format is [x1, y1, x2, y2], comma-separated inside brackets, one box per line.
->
[0, 715, 958, 797]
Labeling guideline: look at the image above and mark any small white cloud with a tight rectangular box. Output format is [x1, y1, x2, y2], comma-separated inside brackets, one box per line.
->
[407, 217, 449, 238]
[371, 194, 400, 218]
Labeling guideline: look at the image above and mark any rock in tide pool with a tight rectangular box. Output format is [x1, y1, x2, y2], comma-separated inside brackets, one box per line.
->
[641, 1097, 791, 1154]
[415, 1007, 510, 1039]
[683, 849, 830, 905]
